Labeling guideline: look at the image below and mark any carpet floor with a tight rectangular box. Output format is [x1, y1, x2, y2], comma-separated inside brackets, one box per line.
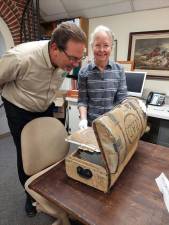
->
[0, 134, 54, 225]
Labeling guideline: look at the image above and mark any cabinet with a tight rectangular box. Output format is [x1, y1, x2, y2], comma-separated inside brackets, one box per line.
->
[78, 17, 89, 54]
[66, 97, 80, 134]
[141, 104, 169, 147]
[156, 119, 169, 147]
[142, 117, 169, 147]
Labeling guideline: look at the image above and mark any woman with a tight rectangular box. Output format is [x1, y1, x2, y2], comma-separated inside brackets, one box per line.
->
[78, 25, 127, 129]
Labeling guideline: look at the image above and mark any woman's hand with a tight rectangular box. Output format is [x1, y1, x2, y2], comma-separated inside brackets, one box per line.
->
[79, 119, 88, 129]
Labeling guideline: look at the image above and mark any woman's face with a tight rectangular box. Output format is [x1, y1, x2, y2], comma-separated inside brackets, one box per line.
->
[92, 31, 112, 64]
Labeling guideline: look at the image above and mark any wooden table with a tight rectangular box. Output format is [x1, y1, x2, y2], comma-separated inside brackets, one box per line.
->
[29, 141, 169, 225]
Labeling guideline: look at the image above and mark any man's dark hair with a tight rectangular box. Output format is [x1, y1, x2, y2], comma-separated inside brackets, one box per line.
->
[50, 22, 86, 50]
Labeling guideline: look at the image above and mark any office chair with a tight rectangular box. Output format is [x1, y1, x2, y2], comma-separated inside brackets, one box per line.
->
[21, 117, 71, 225]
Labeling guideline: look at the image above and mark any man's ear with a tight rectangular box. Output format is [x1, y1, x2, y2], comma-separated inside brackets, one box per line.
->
[50, 42, 58, 52]
[50, 42, 60, 58]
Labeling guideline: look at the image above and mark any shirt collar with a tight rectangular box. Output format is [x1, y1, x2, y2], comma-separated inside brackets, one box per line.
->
[90, 59, 113, 70]
[42, 41, 54, 69]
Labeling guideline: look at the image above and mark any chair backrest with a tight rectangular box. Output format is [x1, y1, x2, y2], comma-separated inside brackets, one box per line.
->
[21, 117, 69, 176]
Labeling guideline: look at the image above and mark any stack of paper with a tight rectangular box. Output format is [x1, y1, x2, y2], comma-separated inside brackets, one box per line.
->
[156, 172, 169, 213]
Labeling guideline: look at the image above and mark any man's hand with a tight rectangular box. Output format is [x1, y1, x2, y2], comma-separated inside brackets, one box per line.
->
[138, 99, 147, 114]
[79, 119, 88, 130]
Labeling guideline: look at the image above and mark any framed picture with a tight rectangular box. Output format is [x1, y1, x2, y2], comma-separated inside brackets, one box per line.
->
[127, 30, 169, 79]
[117, 60, 134, 71]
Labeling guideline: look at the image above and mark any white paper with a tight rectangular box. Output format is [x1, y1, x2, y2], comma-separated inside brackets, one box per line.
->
[65, 138, 100, 152]
[155, 172, 169, 213]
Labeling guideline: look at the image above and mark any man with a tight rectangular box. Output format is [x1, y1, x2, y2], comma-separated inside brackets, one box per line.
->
[78, 25, 127, 129]
[0, 22, 86, 217]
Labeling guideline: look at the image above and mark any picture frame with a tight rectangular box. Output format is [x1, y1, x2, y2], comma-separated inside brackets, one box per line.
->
[127, 30, 169, 79]
[117, 60, 134, 71]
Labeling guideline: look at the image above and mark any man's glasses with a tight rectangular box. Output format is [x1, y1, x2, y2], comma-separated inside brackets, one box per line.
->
[62, 50, 86, 62]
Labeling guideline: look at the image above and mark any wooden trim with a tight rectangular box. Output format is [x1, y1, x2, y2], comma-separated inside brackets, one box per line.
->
[117, 60, 134, 71]
[79, 17, 89, 55]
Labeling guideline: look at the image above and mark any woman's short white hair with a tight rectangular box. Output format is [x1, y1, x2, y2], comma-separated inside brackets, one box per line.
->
[90, 25, 114, 46]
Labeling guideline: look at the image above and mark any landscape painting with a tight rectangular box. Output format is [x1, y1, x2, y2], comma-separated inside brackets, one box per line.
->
[128, 30, 169, 79]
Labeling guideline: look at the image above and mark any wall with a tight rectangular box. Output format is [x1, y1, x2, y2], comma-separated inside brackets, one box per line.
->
[0, 17, 14, 54]
[0, 0, 28, 45]
[0, 32, 6, 56]
[89, 7, 169, 97]
[0, 17, 14, 134]
[0, 98, 9, 135]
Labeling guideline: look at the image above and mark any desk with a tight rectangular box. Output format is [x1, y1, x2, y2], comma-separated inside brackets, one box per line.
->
[65, 97, 169, 146]
[142, 104, 169, 147]
[147, 104, 169, 120]
[66, 97, 169, 134]
[29, 141, 169, 225]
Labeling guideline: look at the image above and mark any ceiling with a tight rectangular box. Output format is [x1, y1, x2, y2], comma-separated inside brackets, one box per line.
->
[39, 0, 169, 22]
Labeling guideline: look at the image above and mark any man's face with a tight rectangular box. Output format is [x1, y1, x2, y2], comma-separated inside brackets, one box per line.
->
[92, 31, 112, 64]
[50, 40, 85, 72]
